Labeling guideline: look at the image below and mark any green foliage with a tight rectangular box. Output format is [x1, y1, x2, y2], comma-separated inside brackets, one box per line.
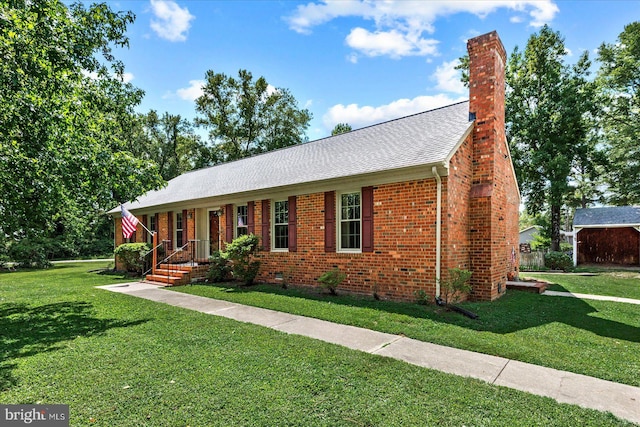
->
[0, 0, 164, 253]
[331, 123, 352, 135]
[414, 289, 430, 305]
[530, 232, 551, 251]
[597, 21, 640, 205]
[113, 243, 149, 274]
[222, 234, 261, 285]
[544, 251, 573, 272]
[440, 268, 473, 305]
[7, 237, 58, 269]
[207, 251, 231, 283]
[133, 110, 211, 181]
[317, 269, 346, 295]
[195, 69, 312, 163]
[507, 25, 598, 251]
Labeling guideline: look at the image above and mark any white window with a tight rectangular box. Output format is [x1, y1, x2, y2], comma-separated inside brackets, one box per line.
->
[175, 212, 184, 247]
[273, 200, 289, 250]
[236, 205, 248, 237]
[148, 215, 156, 244]
[339, 191, 361, 251]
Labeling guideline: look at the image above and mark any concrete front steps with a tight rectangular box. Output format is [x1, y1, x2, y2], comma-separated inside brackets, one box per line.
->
[145, 264, 209, 286]
[506, 280, 547, 294]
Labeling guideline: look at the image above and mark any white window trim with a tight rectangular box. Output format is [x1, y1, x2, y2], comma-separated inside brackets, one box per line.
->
[235, 205, 248, 238]
[175, 211, 184, 248]
[337, 190, 362, 253]
[271, 199, 289, 252]
[148, 214, 156, 244]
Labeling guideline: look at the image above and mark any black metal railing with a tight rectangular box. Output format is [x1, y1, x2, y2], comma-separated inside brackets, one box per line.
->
[142, 240, 212, 283]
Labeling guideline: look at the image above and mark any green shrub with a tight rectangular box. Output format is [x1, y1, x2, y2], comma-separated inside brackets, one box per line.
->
[222, 234, 261, 285]
[317, 268, 346, 295]
[8, 237, 56, 268]
[113, 243, 150, 275]
[207, 251, 231, 282]
[544, 251, 573, 271]
[440, 268, 473, 305]
[414, 289, 429, 305]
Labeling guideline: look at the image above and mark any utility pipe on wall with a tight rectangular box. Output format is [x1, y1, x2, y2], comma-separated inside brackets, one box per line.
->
[432, 166, 442, 298]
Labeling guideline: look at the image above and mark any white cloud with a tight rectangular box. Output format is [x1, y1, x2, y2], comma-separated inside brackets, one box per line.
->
[346, 27, 438, 58]
[175, 79, 205, 101]
[528, 1, 559, 27]
[120, 72, 135, 83]
[432, 59, 465, 94]
[150, 0, 194, 42]
[287, 1, 559, 58]
[323, 94, 465, 131]
[510, 15, 523, 23]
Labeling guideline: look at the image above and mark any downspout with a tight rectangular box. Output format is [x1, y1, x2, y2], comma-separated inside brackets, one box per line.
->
[432, 166, 442, 298]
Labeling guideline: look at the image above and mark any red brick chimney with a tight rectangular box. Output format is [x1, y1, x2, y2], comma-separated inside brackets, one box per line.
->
[467, 31, 514, 301]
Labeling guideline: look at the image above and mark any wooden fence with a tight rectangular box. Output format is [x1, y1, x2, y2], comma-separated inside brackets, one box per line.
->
[520, 251, 545, 270]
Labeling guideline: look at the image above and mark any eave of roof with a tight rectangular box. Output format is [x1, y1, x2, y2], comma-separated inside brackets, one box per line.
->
[573, 206, 640, 227]
[110, 101, 472, 215]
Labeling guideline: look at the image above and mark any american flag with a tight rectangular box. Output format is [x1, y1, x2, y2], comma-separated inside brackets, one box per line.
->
[121, 205, 139, 239]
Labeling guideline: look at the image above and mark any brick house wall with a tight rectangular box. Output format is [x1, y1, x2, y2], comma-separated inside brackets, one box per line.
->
[247, 179, 441, 301]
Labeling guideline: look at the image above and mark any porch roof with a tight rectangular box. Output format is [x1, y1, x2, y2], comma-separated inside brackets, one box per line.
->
[111, 101, 472, 214]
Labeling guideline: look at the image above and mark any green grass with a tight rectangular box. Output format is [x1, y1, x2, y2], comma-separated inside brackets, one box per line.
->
[175, 281, 640, 388]
[523, 271, 640, 300]
[0, 263, 635, 426]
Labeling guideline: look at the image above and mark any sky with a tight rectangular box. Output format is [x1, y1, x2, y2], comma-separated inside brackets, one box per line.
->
[101, 0, 640, 141]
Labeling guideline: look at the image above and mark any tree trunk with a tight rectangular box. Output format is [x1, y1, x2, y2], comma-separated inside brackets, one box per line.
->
[551, 204, 561, 252]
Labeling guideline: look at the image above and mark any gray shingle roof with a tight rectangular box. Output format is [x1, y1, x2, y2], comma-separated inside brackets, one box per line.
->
[114, 101, 472, 213]
[574, 206, 640, 226]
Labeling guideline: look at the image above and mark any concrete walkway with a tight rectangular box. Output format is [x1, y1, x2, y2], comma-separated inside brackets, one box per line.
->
[543, 290, 640, 305]
[97, 282, 640, 424]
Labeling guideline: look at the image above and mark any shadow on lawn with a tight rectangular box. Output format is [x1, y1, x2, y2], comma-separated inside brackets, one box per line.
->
[203, 283, 640, 344]
[0, 301, 147, 391]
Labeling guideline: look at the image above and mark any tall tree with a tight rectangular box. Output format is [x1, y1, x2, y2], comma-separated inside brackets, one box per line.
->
[134, 110, 209, 181]
[506, 26, 597, 251]
[597, 21, 640, 205]
[331, 123, 352, 135]
[195, 69, 312, 163]
[0, 1, 163, 252]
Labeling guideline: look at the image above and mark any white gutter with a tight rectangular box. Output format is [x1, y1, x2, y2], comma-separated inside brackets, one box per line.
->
[432, 166, 442, 298]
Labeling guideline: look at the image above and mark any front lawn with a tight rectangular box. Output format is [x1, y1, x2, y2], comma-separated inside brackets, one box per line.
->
[0, 263, 634, 426]
[523, 271, 640, 300]
[175, 280, 640, 388]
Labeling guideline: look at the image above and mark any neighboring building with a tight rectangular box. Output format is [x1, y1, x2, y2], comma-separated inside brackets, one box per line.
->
[519, 226, 541, 246]
[111, 31, 520, 302]
[573, 206, 640, 266]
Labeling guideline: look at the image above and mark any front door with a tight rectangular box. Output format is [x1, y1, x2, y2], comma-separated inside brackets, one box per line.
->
[209, 211, 220, 255]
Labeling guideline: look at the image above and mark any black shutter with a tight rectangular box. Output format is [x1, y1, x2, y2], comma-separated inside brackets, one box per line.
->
[225, 205, 233, 243]
[288, 196, 297, 252]
[362, 186, 374, 252]
[261, 200, 270, 251]
[324, 191, 336, 252]
[247, 201, 255, 234]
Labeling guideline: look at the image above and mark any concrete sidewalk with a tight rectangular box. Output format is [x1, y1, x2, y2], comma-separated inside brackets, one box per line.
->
[543, 290, 640, 305]
[98, 282, 640, 424]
